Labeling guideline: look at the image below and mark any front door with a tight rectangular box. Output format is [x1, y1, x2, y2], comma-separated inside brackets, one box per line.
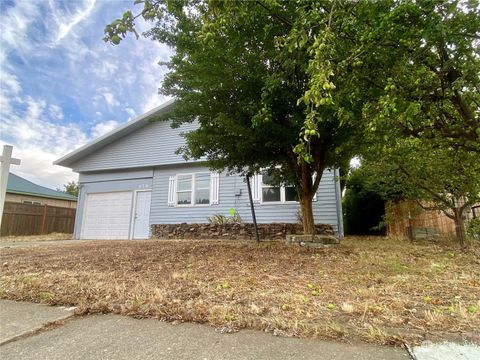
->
[133, 191, 152, 239]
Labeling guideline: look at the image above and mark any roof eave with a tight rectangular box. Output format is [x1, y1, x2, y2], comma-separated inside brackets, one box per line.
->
[7, 190, 78, 201]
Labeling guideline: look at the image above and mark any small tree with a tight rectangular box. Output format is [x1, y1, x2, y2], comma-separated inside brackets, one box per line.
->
[61, 181, 79, 197]
[360, 141, 480, 247]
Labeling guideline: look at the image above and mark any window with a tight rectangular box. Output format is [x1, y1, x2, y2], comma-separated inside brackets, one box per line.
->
[176, 173, 210, 205]
[23, 201, 42, 205]
[284, 185, 299, 202]
[194, 173, 210, 204]
[261, 172, 299, 203]
[177, 175, 192, 205]
[261, 172, 281, 202]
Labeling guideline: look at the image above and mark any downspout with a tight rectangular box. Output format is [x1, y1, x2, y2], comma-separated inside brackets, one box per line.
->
[334, 168, 344, 238]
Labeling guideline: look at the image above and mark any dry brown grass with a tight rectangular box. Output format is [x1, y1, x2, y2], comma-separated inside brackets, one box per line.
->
[0, 237, 479, 345]
[0, 233, 73, 243]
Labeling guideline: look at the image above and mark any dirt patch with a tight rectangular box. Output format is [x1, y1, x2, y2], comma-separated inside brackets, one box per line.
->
[0, 237, 478, 345]
[0, 233, 73, 243]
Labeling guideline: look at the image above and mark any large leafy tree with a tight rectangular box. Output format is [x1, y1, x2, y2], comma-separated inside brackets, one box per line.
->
[360, 0, 480, 152]
[104, 0, 479, 235]
[354, 0, 480, 246]
[104, 0, 380, 234]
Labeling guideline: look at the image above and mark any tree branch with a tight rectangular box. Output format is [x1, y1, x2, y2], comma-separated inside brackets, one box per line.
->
[255, 1, 292, 28]
[397, 164, 454, 209]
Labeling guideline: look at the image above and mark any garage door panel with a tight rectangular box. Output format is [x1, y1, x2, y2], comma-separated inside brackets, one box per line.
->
[82, 192, 133, 239]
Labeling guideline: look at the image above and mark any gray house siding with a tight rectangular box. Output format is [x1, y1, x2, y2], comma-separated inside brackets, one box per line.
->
[150, 164, 339, 231]
[70, 121, 199, 173]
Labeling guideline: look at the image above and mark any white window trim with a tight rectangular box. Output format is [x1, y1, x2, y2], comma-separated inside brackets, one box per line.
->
[175, 172, 212, 207]
[258, 172, 318, 204]
[23, 200, 42, 205]
[260, 174, 299, 204]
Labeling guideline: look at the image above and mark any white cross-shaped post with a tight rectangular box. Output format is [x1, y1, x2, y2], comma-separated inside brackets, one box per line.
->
[0, 145, 21, 230]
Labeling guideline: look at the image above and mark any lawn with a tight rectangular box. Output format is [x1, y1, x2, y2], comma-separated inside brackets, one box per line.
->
[0, 233, 73, 243]
[0, 237, 478, 346]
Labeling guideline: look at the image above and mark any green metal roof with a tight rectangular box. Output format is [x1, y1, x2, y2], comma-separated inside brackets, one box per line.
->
[6, 173, 77, 201]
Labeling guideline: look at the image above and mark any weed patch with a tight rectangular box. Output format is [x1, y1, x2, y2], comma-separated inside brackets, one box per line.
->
[0, 237, 478, 345]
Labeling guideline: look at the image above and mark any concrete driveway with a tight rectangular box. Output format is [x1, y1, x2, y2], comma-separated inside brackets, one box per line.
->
[0, 300, 409, 360]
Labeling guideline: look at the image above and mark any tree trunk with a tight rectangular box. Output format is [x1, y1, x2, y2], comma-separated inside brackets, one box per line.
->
[453, 207, 466, 248]
[298, 162, 318, 235]
[300, 193, 315, 235]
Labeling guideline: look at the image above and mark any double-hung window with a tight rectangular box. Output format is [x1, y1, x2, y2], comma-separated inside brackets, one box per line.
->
[176, 173, 210, 206]
[261, 171, 299, 203]
[261, 172, 281, 202]
[177, 175, 193, 205]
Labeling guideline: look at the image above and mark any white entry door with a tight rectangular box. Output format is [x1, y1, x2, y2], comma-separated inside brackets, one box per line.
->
[132, 191, 152, 239]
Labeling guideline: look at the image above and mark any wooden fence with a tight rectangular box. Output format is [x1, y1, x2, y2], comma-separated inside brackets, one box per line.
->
[386, 200, 456, 238]
[1, 202, 76, 236]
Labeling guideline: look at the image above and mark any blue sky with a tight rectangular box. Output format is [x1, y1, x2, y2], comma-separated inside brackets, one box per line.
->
[0, 0, 172, 189]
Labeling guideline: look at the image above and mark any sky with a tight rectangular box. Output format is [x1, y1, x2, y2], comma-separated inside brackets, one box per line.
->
[0, 0, 172, 189]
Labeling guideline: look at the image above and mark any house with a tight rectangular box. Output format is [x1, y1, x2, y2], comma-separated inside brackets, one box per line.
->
[55, 100, 344, 240]
[6, 173, 77, 208]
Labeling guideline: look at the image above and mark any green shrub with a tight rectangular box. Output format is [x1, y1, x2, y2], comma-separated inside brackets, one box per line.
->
[208, 209, 242, 225]
[466, 218, 480, 240]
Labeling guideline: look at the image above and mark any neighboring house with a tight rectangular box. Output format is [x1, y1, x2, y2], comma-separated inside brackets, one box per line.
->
[6, 173, 77, 208]
[55, 100, 343, 240]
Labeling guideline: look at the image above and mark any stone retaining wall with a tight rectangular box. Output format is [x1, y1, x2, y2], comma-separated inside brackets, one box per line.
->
[151, 223, 334, 240]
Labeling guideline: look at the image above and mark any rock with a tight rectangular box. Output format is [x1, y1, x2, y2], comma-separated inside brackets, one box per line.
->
[286, 234, 340, 247]
[151, 223, 335, 241]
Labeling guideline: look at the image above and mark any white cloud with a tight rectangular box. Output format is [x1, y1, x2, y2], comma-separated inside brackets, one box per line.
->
[91, 60, 119, 79]
[0, 1, 40, 54]
[0, 68, 22, 95]
[51, 0, 97, 44]
[91, 120, 119, 138]
[0, 68, 21, 113]
[3, 145, 79, 190]
[0, 0, 174, 189]
[0, 95, 87, 189]
[103, 92, 118, 107]
[48, 104, 64, 120]
[125, 107, 137, 118]
[141, 93, 165, 113]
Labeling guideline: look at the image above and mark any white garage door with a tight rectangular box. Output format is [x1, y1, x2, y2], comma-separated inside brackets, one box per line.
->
[82, 192, 133, 239]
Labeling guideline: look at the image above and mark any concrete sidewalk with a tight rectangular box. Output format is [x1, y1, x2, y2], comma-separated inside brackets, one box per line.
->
[0, 300, 75, 345]
[0, 300, 408, 360]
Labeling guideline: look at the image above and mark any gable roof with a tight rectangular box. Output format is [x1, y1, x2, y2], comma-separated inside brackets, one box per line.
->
[54, 99, 175, 168]
[7, 173, 77, 201]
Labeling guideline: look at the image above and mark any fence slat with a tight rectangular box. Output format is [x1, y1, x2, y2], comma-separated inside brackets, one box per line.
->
[1, 202, 76, 236]
[386, 200, 456, 238]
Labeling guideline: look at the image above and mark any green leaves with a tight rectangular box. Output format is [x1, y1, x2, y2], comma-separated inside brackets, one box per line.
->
[111, 35, 121, 45]
[103, 0, 479, 239]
